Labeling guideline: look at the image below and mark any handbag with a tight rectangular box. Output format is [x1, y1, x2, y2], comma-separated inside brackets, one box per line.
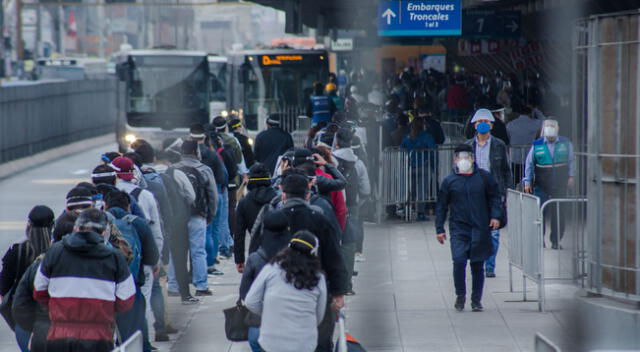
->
[223, 304, 249, 342]
[1, 244, 22, 331]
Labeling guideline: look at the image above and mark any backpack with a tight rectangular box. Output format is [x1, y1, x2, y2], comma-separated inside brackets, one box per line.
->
[178, 165, 209, 219]
[107, 222, 134, 265]
[336, 158, 360, 209]
[106, 212, 142, 284]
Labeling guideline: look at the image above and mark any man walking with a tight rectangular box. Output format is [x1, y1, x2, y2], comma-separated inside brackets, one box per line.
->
[465, 108, 512, 278]
[436, 144, 502, 312]
[34, 209, 136, 352]
[507, 104, 543, 184]
[523, 119, 576, 249]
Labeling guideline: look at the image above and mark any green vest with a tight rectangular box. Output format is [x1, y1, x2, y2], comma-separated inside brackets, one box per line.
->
[532, 138, 570, 194]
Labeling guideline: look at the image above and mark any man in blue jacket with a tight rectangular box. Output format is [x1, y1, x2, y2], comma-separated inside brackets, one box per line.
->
[435, 144, 502, 312]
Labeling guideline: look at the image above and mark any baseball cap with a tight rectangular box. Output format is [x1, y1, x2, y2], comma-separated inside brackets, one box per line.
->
[110, 156, 135, 181]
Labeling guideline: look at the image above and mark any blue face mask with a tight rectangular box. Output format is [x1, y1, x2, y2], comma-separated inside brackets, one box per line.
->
[476, 122, 491, 134]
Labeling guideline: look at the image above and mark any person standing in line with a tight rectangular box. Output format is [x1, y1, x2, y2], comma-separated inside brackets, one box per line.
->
[523, 119, 576, 249]
[245, 231, 327, 352]
[0, 206, 54, 352]
[254, 113, 295, 176]
[229, 117, 256, 169]
[507, 104, 543, 186]
[173, 141, 218, 296]
[436, 144, 502, 312]
[464, 108, 512, 278]
[34, 209, 136, 352]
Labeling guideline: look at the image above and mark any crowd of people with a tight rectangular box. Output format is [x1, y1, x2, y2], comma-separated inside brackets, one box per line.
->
[0, 65, 576, 352]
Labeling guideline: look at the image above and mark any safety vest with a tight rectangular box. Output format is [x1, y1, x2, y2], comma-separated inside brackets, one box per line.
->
[311, 95, 331, 124]
[532, 137, 570, 194]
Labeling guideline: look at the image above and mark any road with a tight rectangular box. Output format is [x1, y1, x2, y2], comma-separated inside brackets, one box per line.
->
[0, 143, 578, 351]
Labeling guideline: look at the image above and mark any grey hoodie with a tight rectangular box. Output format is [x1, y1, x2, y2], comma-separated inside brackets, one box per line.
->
[332, 148, 371, 198]
[173, 157, 218, 221]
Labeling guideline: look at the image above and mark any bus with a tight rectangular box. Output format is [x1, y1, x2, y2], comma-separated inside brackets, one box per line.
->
[227, 49, 329, 134]
[114, 50, 211, 151]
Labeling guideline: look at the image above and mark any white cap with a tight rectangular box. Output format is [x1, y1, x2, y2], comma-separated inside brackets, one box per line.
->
[470, 108, 495, 123]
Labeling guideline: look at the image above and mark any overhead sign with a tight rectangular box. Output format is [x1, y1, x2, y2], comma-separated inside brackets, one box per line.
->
[462, 10, 522, 39]
[378, 0, 462, 37]
[261, 55, 303, 66]
[330, 38, 353, 51]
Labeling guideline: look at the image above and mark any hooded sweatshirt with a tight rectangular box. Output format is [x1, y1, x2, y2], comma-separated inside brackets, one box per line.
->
[332, 148, 371, 200]
[234, 186, 278, 264]
[34, 231, 135, 343]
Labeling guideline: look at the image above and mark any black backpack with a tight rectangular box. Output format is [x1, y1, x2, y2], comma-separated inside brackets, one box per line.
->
[336, 158, 360, 209]
[178, 165, 209, 219]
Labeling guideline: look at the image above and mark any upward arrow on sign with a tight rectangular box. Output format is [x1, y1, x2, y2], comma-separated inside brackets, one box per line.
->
[382, 8, 396, 25]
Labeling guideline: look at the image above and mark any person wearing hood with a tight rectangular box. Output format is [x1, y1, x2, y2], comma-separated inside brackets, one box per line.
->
[332, 128, 371, 294]
[234, 163, 278, 272]
[523, 119, 575, 249]
[1, 205, 54, 352]
[464, 108, 512, 278]
[34, 209, 136, 352]
[239, 209, 291, 352]
[435, 144, 502, 312]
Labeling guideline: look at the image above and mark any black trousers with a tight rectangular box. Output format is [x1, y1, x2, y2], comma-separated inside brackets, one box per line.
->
[169, 220, 191, 298]
[453, 261, 485, 302]
[228, 188, 238, 243]
[543, 201, 566, 246]
[46, 338, 113, 352]
[316, 298, 336, 352]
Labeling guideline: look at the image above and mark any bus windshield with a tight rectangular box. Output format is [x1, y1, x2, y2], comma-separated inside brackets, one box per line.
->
[209, 61, 227, 102]
[127, 55, 209, 114]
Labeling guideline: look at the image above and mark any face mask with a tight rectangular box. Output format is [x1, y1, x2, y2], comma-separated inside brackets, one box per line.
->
[476, 122, 491, 134]
[456, 159, 473, 173]
[544, 126, 558, 138]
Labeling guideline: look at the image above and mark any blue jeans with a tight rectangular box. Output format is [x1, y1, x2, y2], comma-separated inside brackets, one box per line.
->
[218, 190, 233, 255]
[188, 216, 208, 290]
[15, 324, 30, 352]
[248, 327, 262, 352]
[116, 289, 149, 350]
[151, 277, 166, 332]
[485, 230, 500, 273]
[206, 186, 224, 267]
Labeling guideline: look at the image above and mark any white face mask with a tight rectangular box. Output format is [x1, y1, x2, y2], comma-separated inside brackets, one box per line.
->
[544, 126, 558, 138]
[456, 159, 473, 173]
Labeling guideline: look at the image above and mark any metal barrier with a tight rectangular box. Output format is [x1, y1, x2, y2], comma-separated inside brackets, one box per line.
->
[379, 146, 455, 222]
[441, 121, 466, 143]
[534, 333, 562, 352]
[112, 331, 142, 352]
[0, 79, 117, 164]
[507, 189, 587, 311]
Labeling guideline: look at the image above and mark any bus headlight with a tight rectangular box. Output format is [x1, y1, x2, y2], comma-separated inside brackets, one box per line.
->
[248, 138, 254, 146]
[221, 110, 229, 117]
[125, 134, 137, 143]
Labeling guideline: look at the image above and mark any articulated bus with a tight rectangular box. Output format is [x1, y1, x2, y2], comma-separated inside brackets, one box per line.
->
[114, 50, 213, 151]
[227, 49, 329, 135]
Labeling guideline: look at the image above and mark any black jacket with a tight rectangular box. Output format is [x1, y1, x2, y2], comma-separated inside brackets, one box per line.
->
[234, 186, 278, 264]
[273, 198, 348, 296]
[12, 258, 49, 352]
[0, 243, 29, 296]
[315, 164, 347, 196]
[254, 127, 294, 174]
[464, 137, 513, 196]
[199, 144, 227, 187]
[234, 132, 256, 168]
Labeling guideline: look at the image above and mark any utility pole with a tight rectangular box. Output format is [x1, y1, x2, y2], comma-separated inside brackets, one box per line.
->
[58, 6, 64, 55]
[16, 0, 23, 60]
[98, 0, 104, 57]
[36, 4, 42, 57]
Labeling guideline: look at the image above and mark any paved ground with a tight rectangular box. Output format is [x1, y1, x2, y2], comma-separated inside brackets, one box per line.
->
[0, 143, 578, 352]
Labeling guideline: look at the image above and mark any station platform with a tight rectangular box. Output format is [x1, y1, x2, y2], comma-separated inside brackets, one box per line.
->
[0, 144, 577, 352]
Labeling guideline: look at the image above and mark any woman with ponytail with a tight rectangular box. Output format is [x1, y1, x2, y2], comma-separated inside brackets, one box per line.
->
[245, 230, 328, 352]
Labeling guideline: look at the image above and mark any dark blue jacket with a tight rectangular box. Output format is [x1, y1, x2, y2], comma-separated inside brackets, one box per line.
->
[401, 131, 437, 167]
[435, 167, 502, 262]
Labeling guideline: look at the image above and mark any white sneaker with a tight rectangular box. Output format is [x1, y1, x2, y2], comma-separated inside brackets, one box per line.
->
[355, 253, 366, 262]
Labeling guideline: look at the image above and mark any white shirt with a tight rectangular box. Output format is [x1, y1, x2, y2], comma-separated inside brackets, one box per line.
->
[117, 179, 163, 260]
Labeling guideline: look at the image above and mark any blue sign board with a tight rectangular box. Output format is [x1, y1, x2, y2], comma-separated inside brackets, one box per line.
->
[378, 0, 462, 37]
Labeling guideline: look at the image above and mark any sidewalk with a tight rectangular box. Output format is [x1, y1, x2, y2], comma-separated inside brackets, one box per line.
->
[161, 220, 577, 352]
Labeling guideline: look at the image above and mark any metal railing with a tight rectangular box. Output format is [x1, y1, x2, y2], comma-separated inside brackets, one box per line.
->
[507, 189, 587, 311]
[379, 146, 456, 222]
[111, 331, 142, 352]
